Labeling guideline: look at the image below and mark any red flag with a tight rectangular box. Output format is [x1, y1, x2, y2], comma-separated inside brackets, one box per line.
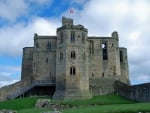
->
[69, 9, 74, 14]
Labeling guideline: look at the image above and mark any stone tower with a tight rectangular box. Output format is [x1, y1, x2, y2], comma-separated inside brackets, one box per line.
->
[53, 17, 92, 100]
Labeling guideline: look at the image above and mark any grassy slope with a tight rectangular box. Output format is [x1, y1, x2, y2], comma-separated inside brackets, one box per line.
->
[0, 94, 150, 113]
[58, 94, 133, 106]
[0, 97, 47, 110]
[63, 103, 150, 113]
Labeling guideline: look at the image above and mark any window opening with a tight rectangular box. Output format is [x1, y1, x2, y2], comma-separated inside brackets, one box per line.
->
[102, 42, 108, 60]
[70, 66, 76, 75]
[89, 40, 94, 54]
[47, 41, 51, 50]
[102, 73, 104, 77]
[50, 72, 51, 79]
[71, 31, 75, 42]
[71, 51, 75, 59]
[46, 58, 48, 63]
[60, 33, 63, 43]
[82, 33, 85, 43]
[92, 73, 94, 77]
[120, 51, 123, 62]
[60, 52, 63, 61]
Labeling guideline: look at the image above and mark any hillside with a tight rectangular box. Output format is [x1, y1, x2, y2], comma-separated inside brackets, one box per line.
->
[0, 94, 150, 113]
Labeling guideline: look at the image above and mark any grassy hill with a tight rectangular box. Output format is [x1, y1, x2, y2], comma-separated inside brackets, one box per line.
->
[0, 94, 150, 113]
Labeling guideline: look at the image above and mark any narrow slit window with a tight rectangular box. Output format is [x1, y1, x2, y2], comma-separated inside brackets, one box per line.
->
[71, 51, 75, 59]
[82, 33, 85, 43]
[120, 51, 123, 62]
[60, 33, 63, 43]
[46, 58, 48, 63]
[60, 52, 63, 61]
[71, 31, 75, 42]
[102, 73, 104, 77]
[89, 40, 94, 54]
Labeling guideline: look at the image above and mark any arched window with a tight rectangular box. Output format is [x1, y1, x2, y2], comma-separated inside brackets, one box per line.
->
[70, 66, 76, 75]
[71, 51, 75, 59]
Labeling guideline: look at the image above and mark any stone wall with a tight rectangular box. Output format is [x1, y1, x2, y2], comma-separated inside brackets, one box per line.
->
[114, 82, 150, 102]
[89, 78, 116, 96]
[32, 35, 57, 82]
[21, 47, 33, 80]
[0, 79, 30, 101]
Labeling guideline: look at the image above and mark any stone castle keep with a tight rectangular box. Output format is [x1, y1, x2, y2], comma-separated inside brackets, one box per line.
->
[0, 17, 130, 101]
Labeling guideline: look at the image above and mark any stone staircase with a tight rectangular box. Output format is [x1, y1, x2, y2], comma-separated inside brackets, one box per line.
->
[7, 80, 55, 100]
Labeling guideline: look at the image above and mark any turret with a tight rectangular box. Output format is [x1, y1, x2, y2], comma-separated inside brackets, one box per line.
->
[62, 17, 73, 26]
[112, 31, 119, 41]
[53, 17, 91, 100]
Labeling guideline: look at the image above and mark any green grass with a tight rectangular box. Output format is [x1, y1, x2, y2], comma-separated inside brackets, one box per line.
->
[0, 94, 150, 113]
[63, 103, 150, 113]
[0, 97, 48, 110]
[57, 94, 133, 106]
[17, 108, 50, 113]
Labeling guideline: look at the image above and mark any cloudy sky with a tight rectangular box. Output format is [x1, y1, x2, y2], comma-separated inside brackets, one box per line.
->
[0, 0, 150, 87]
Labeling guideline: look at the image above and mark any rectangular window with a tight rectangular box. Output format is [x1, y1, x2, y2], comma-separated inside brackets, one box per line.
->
[102, 42, 108, 60]
[71, 31, 75, 42]
[120, 51, 123, 62]
[60, 52, 63, 61]
[60, 33, 63, 43]
[46, 58, 48, 63]
[82, 33, 85, 43]
[89, 40, 94, 55]
[70, 67, 76, 75]
[47, 41, 51, 50]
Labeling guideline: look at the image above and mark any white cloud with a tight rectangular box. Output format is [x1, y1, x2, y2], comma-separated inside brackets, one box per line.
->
[0, 0, 53, 22]
[0, 66, 21, 73]
[0, 17, 59, 56]
[0, 72, 11, 77]
[0, 80, 19, 88]
[0, 65, 21, 87]
[0, 0, 28, 22]
[69, 0, 150, 84]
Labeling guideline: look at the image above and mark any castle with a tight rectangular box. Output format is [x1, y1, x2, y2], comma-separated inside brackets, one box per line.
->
[0, 17, 130, 101]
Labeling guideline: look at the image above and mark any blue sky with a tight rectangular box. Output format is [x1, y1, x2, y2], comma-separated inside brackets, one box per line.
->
[0, 0, 150, 87]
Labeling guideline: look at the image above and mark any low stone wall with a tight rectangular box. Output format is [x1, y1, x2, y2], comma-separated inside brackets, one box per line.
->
[114, 81, 150, 102]
[0, 79, 30, 101]
[89, 78, 116, 96]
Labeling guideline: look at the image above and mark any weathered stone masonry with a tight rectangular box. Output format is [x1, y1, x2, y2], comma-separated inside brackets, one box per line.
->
[0, 17, 130, 101]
